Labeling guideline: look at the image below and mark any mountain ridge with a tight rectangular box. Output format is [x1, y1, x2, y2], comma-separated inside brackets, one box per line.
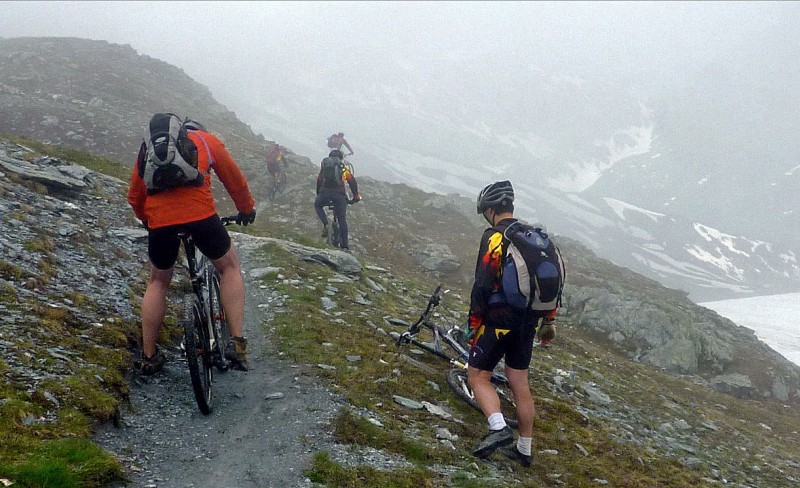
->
[1, 35, 797, 401]
[2, 36, 800, 486]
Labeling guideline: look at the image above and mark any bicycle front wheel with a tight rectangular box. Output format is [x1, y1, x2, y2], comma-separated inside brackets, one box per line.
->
[184, 294, 213, 415]
[330, 219, 341, 248]
[446, 368, 518, 428]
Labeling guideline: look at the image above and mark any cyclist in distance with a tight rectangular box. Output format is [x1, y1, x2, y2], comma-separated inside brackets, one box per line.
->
[265, 143, 286, 191]
[128, 114, 257, 374]
[314, 149, 360, 251]
[326, 132, 354, 156]
[467, 180, 559, 466]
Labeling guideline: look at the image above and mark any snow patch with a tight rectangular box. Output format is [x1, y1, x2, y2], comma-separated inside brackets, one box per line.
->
[603, 197, 665, 223]
[785, 164, 800, 176]
[701, 293, 800, 367]
[546, 125, 654, 192]
[686, 245, 745, 282]
[693, 223, 751, 257]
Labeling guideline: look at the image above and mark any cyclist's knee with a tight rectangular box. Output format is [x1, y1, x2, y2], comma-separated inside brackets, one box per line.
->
[148, 266, 174, 287]
[212, 245, 240, 273]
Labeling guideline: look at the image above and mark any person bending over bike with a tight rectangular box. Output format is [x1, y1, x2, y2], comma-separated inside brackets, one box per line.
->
[128, 114, 257, 374]
[265, 143, 286, 189]
[314, 149, 360, 251]
[467, 180, 559, 466]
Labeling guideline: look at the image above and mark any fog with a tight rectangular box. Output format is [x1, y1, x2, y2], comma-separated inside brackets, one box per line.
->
[2, 2, 799, 201]
[3, 2, 797, 148]
[2, 2, 800, 298]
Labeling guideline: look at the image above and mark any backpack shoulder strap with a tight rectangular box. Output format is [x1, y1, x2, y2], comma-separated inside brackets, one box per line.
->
[500, 219, 522, 241]
[191, 131, 214, 168]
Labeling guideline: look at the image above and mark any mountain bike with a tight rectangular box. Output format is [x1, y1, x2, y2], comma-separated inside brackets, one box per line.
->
[324, 198, 357, 249]
[268, 157, 288, 201]
[393, 285, 518, 427]
[178, 215, 237, 415]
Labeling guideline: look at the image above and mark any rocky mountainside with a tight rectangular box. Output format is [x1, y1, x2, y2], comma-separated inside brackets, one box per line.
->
[2, 138, 800, 487]
[0, 37, 269, 168]
[2, 36, 800, 486]
[0, 36, 798, 403]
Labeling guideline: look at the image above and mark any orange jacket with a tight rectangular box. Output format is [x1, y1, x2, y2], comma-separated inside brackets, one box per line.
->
[127, 131, 255, 229]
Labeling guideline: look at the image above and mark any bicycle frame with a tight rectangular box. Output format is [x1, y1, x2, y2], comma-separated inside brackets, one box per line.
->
[395, 285, 470, 367]
[395, 284, 519, 427]
[176, 215, 236, 414]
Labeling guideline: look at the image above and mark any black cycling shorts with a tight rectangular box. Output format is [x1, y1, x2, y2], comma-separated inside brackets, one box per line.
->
[148, 214, 231, 270]
[468, 306, 539, 371]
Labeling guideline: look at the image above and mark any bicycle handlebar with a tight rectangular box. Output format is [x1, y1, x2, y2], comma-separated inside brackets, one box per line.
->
[395, 284, 443, 346]
[220, 215, 239, 226]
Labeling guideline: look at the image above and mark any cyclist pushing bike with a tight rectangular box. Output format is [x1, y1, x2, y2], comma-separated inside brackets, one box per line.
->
[128, 113, 257, 375]
[314, 149, 360, 251]
[468, 180, 564, 467]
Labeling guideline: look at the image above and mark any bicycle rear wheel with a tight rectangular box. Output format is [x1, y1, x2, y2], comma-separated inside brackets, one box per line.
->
[208, 270, 230, 372]
[184, 294, 213, 415]
[268, 180, 278, 201]
[446, 368, 518, 428]
[279, 171, 287, 192]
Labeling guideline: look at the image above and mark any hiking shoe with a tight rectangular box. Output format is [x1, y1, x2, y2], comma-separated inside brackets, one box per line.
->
[225, 336, 249, 371]
[321, 224, 329, 238]
[500, 445, 532, 467]
[472, 425, 514, 458]
[139, 348, 165, 376]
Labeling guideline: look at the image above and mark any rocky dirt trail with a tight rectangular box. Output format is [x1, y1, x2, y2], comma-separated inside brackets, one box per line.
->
[96, 236, 345, 488]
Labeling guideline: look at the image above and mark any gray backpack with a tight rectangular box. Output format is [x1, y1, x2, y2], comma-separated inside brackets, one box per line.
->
[137, 113, 206, 195]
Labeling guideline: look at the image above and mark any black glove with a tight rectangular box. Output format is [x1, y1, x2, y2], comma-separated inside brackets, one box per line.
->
[536, 317, 556, 346]
[236, 209, 256, 226]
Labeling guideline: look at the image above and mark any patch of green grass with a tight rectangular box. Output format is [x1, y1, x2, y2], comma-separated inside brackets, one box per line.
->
[305, 451, 438, 488]
[24, 237, 55, 254]
[0, 259, 29, 282]
[333, 409, 438, 464]
[0, 283, 18, 302]
[0, 438, 123, 488]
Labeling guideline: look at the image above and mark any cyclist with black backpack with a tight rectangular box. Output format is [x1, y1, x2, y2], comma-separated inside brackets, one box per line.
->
[128, 113, 257, 374]
[467, 180, 565, 467]
[314, 149, 360, 251]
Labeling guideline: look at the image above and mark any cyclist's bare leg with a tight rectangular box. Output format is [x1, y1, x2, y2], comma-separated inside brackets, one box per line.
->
[468, 366, 502, 417]
[211, 244, 245, 337]
[505, 365, 535, 438]
[141, 266, 174, 357]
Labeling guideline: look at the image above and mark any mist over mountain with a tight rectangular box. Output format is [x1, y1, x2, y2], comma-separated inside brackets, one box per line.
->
[226, 10, 800, 302]
[1, 17, 798, 303]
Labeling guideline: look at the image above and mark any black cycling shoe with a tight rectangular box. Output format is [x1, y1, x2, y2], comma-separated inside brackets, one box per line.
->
[471, 425, 514, 458]
[500, 445, 532, 467]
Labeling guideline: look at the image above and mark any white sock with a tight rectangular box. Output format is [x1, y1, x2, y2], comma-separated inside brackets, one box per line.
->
[487, 412, 507, 431]
[517, 436, 532, 456]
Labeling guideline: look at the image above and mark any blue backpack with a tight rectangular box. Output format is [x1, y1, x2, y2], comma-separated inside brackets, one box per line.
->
[499, 222, 565, 312]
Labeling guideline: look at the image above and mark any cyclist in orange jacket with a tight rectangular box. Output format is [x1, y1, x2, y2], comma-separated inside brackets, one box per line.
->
[128, 115, 256, 374]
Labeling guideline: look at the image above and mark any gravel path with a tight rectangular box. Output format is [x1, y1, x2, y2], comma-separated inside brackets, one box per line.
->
[96, 236, 344, 488]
